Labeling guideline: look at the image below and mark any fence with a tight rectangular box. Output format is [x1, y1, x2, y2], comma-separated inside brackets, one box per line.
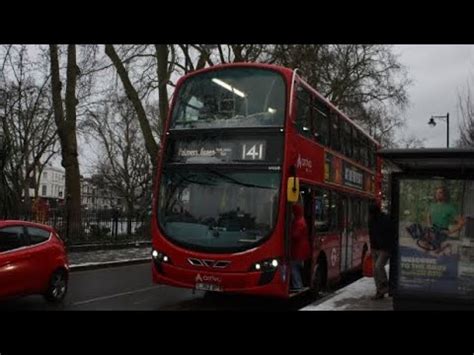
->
[15, 207, 151, 246]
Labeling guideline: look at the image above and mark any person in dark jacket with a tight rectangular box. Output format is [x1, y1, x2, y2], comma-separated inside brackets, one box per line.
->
[290, 204, 311, 291]
[368, 203, 395, 300]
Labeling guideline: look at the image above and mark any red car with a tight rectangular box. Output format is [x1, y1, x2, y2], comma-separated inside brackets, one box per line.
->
[0, 220, 69, 303]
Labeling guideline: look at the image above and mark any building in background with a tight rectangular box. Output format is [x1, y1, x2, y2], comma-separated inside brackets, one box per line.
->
[81, 176, 124, 211]
[31, 165, 123, 212]
[37, 165, 65, 202]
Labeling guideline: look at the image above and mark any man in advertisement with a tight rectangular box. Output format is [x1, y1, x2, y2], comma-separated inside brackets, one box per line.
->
[400, 180, 471, 296]
[427, 185, 466, 254]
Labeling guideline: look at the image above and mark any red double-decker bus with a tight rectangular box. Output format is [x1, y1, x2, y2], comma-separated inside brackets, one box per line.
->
[151, 63, 382, 298]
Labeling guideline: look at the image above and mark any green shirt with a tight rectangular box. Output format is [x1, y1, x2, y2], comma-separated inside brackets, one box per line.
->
[430, 202, 457, 229]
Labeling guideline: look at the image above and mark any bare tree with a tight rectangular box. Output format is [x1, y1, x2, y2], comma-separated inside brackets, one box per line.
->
[176, 44, 409, 146]
[177, 44, 272, 72]
[84, 94, 153, 235]
[105, 44, 159, 165]
[0, 45, 59, 216]
[271, 45, 409, 108]
[0, 112, 15, 218]
[103, 44, 273, 168]
[155, 45, 171, 131]
[397, 134, 426, 148]
[270, 45, 410, 145]
[49, 44, 82, 242]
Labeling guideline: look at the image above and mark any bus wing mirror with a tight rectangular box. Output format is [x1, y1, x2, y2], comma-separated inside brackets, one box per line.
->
[287, 177, 300, 203]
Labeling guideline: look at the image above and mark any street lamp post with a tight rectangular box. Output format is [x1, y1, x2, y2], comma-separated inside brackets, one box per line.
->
[428, 113, 450, 148]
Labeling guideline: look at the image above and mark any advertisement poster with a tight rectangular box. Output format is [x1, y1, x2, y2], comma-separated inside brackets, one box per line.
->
[398, 179, 474, 298]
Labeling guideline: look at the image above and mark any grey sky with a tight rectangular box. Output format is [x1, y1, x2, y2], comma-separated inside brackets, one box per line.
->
[394, 45, 474, 147]
[72, 45, 474, 175]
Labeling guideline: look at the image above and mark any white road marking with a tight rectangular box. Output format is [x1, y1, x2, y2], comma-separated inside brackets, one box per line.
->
[72, 285, 163, 306]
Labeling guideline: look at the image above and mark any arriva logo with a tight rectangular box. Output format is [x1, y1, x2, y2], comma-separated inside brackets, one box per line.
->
[195, 274, 222, 283]
[296, 154, 313, 172]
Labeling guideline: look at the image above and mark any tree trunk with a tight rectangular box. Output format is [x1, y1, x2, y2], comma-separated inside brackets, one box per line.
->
[0, 147, 14, 218]
[126, 200, 133, 236]
[155, 44, 170, 133]
[64, 45, 82, 242]
[105, 45, 159, 166]
[231, 45, 244, 62]
[49, 44, 82, 243]
[23, 169, 31, 218]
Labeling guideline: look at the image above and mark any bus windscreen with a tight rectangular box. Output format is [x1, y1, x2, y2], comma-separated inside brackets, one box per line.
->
[157, 168, 281, 252]
[170, 68, 286, 129]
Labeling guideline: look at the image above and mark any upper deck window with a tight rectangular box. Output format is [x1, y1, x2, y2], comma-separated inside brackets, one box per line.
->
[171, 68, 286, 129]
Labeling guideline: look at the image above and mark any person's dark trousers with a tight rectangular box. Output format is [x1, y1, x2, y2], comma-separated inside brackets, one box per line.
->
[372, 249, 390, 294]
[389, 247, 396, 296]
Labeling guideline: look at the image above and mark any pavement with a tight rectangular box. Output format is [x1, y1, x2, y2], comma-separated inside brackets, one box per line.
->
[68, 245, 151, 271]
[301, 266, 393, 311]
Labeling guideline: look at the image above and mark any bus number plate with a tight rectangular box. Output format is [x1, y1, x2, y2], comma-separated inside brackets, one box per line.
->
[195, 283, 223, 292]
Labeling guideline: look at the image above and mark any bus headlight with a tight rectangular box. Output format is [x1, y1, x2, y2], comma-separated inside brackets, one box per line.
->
[152, 249, 171, 263]
[250, 258, 279, 272]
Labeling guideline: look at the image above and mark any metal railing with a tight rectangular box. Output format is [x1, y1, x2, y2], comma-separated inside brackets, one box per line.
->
[14, 207, 151, 246]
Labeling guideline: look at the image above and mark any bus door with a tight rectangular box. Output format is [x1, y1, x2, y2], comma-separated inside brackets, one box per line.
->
[284, 187, 311, 286]
[286, 185, 313, 287]
[340, 196, 353, 273]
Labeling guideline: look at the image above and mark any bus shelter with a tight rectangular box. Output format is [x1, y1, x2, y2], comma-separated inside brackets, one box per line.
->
[379, 148, 474, 310]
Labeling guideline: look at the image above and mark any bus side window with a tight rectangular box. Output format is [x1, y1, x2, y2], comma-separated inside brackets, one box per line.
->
[337, 193, 346, 230]
[361, 199, 368, 229]
[295, 87, 312, 139]
[314, 189, 330, 233]
[300, 187, 313, 237]
[339, 119, 352, 158]
[329, 190, 339, 232]
[361, 138, 369, 168]
[368, 143, 376, 170]
[313, 99, 330, 146]
[353, 130, 360, 164]
[352, 198, 361, 230]
[330, 112, 340, 152]
[367, 145, 372, 169]
[339, 118, 345, 155]
[343, 121, 353, 158]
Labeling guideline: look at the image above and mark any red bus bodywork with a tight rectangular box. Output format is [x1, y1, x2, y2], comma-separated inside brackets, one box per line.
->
[151, 63, 381, 298]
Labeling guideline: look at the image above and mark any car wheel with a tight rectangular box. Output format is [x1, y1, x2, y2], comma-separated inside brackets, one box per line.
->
[44, 269, 68, 303]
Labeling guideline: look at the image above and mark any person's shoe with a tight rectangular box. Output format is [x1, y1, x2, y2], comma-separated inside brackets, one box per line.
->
[290, 287, 303, 292]
[371, 292, 384, 300]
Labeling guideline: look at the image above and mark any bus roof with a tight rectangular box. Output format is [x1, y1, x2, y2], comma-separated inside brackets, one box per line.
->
[178, 62, 380, 147]
[378, 148, 474, 171]
[176, 62, 294, 83]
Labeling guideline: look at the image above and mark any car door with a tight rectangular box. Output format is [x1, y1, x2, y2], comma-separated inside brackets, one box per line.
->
[25, 227, 53, 292]
[0, 226, 32, 298]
